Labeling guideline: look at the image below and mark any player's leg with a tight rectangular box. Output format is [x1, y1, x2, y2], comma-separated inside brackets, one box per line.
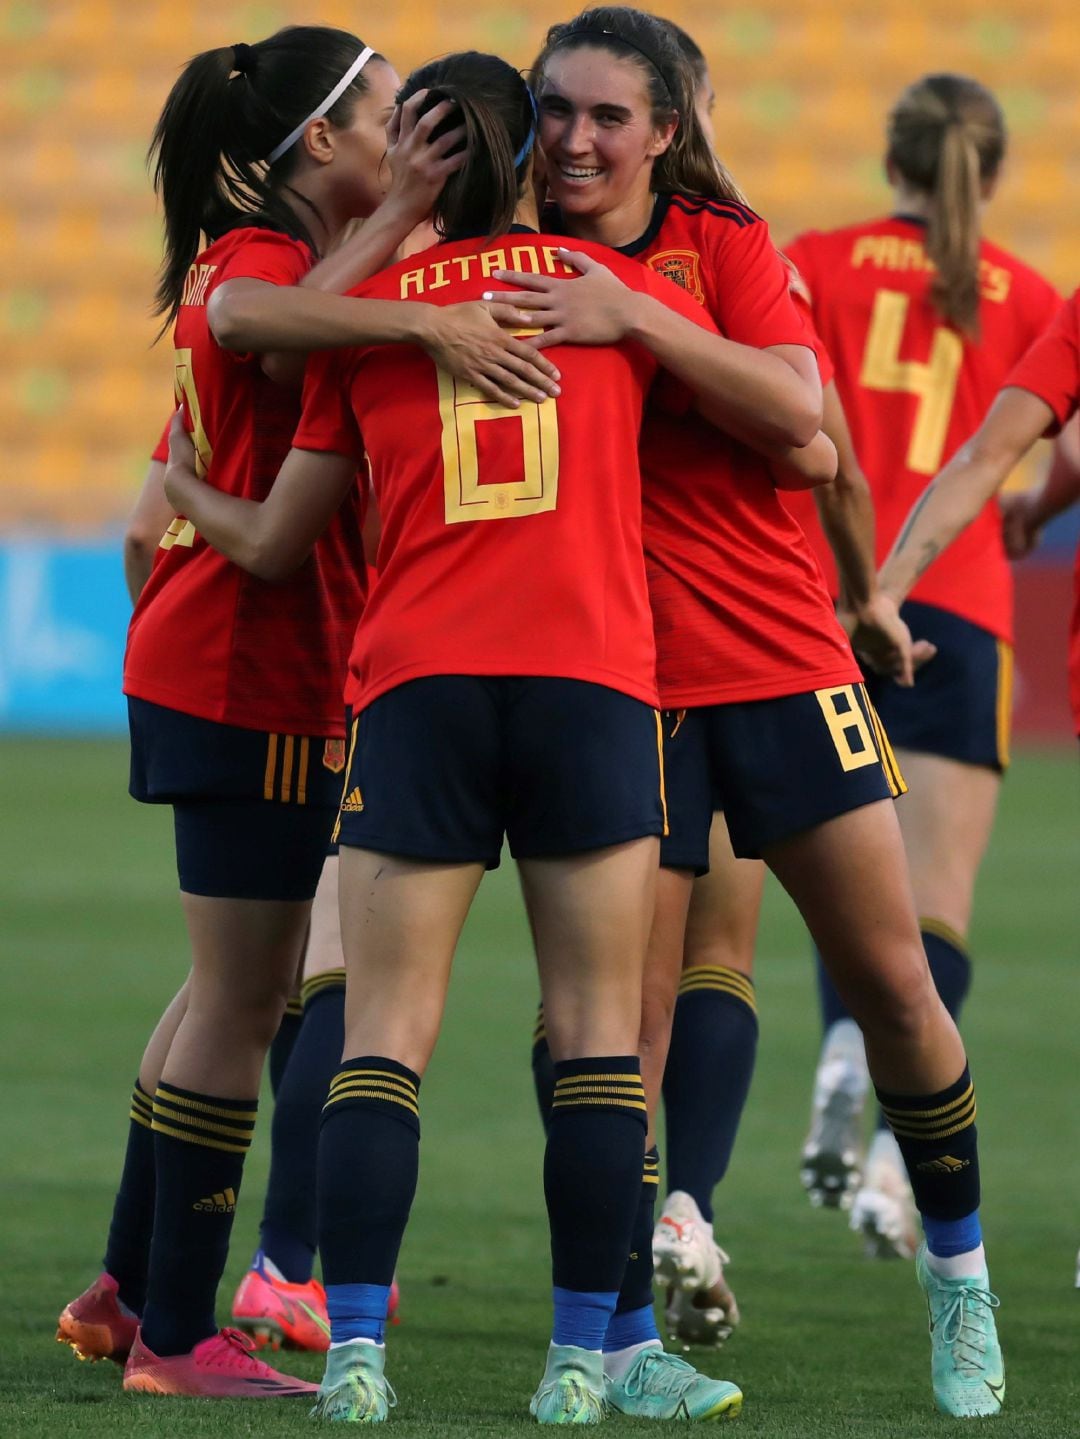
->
[657, 814, 763, 1348]
[312, 678, 495, 1421]
[808, 610, 1007, 1242]
[233, 853, 347, 1351]
[123, 766, 336, 1399]
[514, 681, 741, 1424]
[57, 979, 191, 1363]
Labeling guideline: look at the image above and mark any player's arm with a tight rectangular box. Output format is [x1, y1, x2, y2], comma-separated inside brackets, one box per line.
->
[123, 457, 174, 603]
[879, 388, 1056, 606]
[162, 412, 355, 582]
[488, 249, 821, 448]
[765, 429, 837, 489]
[1001, 414, 1080, 558]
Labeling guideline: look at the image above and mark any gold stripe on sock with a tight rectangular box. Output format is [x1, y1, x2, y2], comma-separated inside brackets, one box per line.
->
[328, 1068, 417, 1099]
[301, 969, 347, 1007]
[324, 1084, 419, 1118]
[919, 917, 969, 955]
[880, 1083, 974, 1125]
[150, 1119, 250, 1154]
[154, 1088, 258, 1124]
[284, 997, 304, 1018]
[152, 1105, 256, 1146]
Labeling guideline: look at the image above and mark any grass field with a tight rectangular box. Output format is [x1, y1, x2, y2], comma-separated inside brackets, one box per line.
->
[1, 738, 1077, 1438]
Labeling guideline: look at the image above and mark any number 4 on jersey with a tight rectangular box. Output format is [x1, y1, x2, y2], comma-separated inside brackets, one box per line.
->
[860, 290, 963, 475]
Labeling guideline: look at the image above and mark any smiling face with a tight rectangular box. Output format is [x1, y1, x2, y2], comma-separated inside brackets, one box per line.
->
[538, 46, 677, 245]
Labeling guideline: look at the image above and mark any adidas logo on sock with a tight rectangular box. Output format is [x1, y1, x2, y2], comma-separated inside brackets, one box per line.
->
[916, 1155, 970, 1174]
[340, 787, 364, 813]
[193, 1187, 237, 1213]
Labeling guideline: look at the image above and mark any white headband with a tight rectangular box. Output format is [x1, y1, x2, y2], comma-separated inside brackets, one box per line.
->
[266, 46, 375, 165]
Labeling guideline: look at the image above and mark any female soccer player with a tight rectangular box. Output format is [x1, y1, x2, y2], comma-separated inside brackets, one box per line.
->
[876, 297, 1080, 741]
[57, 24, 558, 1401]
[783, 74, 1061, 1254]
[163, 45, 765, 1427]
[495, 7, 1006, 1416]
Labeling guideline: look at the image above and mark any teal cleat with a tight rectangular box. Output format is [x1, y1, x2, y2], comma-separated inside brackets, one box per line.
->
[916, 1246, 1004, 1417]
[606, 1348, 742, 1422]
[530, 1345, 607, 1425]
[310, 1341, 396, 1424]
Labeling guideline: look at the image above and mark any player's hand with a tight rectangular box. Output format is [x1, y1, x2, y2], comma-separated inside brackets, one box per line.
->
[163, 406, 198, 510]
[383, 91, 467, 226]
[839, 591, 937, 688]
[422, 302, 562, 408]
[1000, 491, 1042, 559]
[486, 249, 639, 349]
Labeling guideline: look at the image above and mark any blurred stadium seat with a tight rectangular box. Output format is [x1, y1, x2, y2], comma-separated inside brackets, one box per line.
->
[2, 0, 1079, 530]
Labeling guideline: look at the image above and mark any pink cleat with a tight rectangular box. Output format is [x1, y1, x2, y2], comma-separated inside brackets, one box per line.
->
[122, 1326, 318, 1397]
[57, 1272, 139, 1364]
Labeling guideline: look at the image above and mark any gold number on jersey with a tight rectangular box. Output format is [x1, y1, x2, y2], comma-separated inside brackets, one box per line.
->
[438, 369, 559, 524]
[173, 347, 213, 477]
[161, 348, 212, 550]
[815, 684, 880, 772]
[859, 290, 963, 475]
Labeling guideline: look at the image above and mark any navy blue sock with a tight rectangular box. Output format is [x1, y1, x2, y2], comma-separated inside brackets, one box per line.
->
[877, 1066, 981, 1232]
[920, 921, 972, 1020]
[141, 1084, 256, 1356]
[318, 1056, 420, 1346]
[531, 1005, 555, 1133]
[662, 968, 758, 1223]
[613, 1146, 660, 1318]
[545, 1057, 646, 1346]
[269, 998, 303, 1098]
[258, 970, 346, 1282]
[102, 1081, 155, 1315]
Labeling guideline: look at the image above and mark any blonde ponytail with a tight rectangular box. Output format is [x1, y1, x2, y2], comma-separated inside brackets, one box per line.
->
[886, 74, 1006, 337]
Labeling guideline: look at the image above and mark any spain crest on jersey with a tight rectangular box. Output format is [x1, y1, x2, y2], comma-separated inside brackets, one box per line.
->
[648, 249, 705, 305]
[322, 738, 346, 774]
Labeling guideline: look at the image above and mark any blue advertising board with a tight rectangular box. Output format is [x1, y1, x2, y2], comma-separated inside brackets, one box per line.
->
[0, 539, 130, 733]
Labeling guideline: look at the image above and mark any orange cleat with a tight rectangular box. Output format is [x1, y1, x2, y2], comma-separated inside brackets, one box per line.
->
[122, 1326, 318, 1397]
[231, 1263, 331, 1353]
[56, 1272, 139, 1364]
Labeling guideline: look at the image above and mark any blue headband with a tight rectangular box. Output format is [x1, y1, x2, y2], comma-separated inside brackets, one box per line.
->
[513, 86, 539, 170]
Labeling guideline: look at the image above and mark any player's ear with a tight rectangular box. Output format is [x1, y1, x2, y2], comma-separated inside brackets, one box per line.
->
[300, 116, 336, 167]
[648, 113, 678, 160]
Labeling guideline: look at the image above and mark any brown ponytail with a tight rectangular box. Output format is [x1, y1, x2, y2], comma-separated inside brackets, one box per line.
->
[397, 53, 535, 241]
[535, 7, 749, 207]
[886, 74, 1006, 336]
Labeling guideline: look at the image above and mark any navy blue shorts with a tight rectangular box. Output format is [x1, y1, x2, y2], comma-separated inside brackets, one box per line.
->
[660, 683, 905, 866]
[333, 676, 666, 867]
[864, 601, 1012, 772]
[128, 697, 343, 900]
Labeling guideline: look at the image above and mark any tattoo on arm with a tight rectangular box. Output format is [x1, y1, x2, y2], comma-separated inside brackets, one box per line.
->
[912, 540, 941, 580]
[894, 486, 933, 553]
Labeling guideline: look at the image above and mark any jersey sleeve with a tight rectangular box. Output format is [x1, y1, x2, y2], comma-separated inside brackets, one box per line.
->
[150, 416, 171, 464]
[706, 219, 814, 350]
[294, 349, 365, 460]
[217, 230, 312, 287]
[1003, 292, 1080, 432]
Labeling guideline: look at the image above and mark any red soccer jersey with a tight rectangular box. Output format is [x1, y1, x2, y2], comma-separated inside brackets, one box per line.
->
[612, 193, 860, 706]
[295, 231, 716, 713]
[124, 227, 366, 736]
[1004, 290, 1080, 733]
[783, 217, 1061, 642]
[150, 418, 170, 464]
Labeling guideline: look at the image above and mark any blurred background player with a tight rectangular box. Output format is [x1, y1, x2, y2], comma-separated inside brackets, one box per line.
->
[784, 73, 1061, 1258]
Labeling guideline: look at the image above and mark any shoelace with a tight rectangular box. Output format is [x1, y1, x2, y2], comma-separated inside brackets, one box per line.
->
[623, 1350, 696, 1399]
[936, 1287, 1000, 1378]
[208, 1328, 262, 1369]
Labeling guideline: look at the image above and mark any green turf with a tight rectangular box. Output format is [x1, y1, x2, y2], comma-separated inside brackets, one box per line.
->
[1, 739, 1077, 1437]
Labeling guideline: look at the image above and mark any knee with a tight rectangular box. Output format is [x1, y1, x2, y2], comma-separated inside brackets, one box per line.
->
[842, 952, 942, 1047]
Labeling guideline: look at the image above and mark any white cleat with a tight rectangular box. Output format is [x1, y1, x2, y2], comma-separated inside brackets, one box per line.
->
[849, 1129, 918, 1260]
[653, 1191, 723, 1293]
[800, 1018, 868, 1210]
[664, 1273, 740, 1351]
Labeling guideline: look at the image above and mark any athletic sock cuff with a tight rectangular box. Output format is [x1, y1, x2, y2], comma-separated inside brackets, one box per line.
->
[151, 1084, 257, 1153]
[283, 996, 304, 1019]
[876, 1065, 976, 1141]
[643, 1145, 660, 1189]
[323, 1056, 420, 1133]
[130, 1080, 154, 1131]
[532, 1002, 547, 1054]
[301, 968, 347, 1008]
[677, 965, 757, 1016]
[919, 918, 970, 956]
[551, 1057, 646, 1124]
